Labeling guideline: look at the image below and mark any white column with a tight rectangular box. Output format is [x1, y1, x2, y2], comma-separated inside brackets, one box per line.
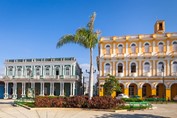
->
[60, 82, 64, 96]
[40, 82, 44, 96]
[31, 82, 35, 89]
[72, 82, 75, 96]
[139, 42, 142, 54]
[73, 65, 75, 76]
[70, 82, 73, 96]
[13, 66, 16, 77]
[4, 82, 8, 99]
[22, 83, 26, 97]
[50, 66, 52, 76]
[50, 82, 54, 96]
[12, 82, 17, 99]
[70, 65, 72, 76]
[42, 83, 44, 96]
[52, 83, 54, 95]
[21, 83, 24, 97]
[139, 60, 142, 76]
[50, 82, 52, 96]
[23, 66, 25, 77]
[31, 82, 35, 97]
[62, 65, 65, 75]
[167, 60, 170, 76]
[153, 41, 156, 54]
[99, 60, 102, 76]
[153, 60, 156, 76]
[53, 66, 55, 77]
[113, 43, 116, 55]
[126, 60, 128, 76]
[113, 61, 115, 76]
[126, 43, 128, 55]
[167, 40, 170, 53]
[100, 44, 103, 57]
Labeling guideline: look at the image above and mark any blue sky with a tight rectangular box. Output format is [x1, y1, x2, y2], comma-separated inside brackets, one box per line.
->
[0, 0, 177, 80]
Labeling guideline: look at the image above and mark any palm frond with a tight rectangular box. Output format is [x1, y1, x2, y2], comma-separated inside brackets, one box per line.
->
[56, 35, 75, 48]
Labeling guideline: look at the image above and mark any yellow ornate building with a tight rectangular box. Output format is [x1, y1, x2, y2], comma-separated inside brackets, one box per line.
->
[97, 20, 177, 100]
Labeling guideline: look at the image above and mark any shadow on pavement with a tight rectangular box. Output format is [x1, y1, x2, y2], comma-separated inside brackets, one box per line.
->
[94, 113, 169, 118]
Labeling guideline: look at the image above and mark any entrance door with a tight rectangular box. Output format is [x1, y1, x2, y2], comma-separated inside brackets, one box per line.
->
[129, 86, 134, 97]
[0, 83, 5, 99]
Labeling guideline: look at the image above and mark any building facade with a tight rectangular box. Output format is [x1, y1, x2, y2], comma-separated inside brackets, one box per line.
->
[1, 57, 82, 99]
[97, 20, 177, 100]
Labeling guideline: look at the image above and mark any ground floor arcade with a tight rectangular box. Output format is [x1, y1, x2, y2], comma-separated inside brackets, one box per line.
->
[1, 79, 80, 99]
[99, 79, 177, 100]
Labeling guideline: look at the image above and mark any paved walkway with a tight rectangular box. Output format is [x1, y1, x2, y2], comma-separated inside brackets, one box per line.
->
[0, 100, 177, 118]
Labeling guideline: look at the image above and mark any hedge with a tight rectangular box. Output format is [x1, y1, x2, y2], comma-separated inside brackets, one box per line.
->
[35, 96, 125, 109]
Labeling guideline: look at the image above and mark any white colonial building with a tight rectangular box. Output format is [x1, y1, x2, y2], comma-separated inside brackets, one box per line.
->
[0, 57, 82, 99]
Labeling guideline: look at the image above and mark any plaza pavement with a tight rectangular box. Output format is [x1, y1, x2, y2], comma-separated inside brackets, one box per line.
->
[0, 99, 177, 118]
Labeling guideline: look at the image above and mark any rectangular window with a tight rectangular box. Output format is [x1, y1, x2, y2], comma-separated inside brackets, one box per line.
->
[131, 66, 136, 73]
[159, 23, 163, 30]
[118, 66, 123, 73]
[46, 69, 50, 76]
[9, 69, 13, 76]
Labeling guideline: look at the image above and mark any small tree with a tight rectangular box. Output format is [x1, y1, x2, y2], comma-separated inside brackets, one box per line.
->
[103, 74, 121, 96]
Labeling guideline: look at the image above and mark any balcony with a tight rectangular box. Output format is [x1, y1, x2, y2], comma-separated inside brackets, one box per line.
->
[171, 72, 177, 77]
[141, 34, 153, 40]
[142, 72, 151, 77]
[157, 72, 163, 76]
[116, 73, 124, 77]
[116, 53, 124, 58]
[142, 52, 152, 57]
[129, 53, 138, 58]
[157, 52, 166, 57]
[104, 54, 112, 58]
[129, 73, 137, 77]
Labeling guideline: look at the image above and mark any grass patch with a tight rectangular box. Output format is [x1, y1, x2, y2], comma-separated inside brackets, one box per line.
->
[15, 102, 35, 108]
[120, 105, 148, 110]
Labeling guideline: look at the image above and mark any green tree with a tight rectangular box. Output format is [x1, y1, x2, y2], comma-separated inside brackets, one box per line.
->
[56, 12, 100, 99]
[103, 74, 121, 96]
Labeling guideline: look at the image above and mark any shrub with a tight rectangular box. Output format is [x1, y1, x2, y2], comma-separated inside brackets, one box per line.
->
[65, 96, 88, 108]
[122, 98, 142, 102]
[88, 96, 124, 109]
[35, 96, 124, 109]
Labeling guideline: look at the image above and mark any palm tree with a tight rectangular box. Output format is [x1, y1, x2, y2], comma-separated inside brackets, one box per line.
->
[56, 12, 99, 99]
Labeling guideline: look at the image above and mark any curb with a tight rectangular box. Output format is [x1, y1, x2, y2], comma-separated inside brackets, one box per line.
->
[14, 104, 128, 112]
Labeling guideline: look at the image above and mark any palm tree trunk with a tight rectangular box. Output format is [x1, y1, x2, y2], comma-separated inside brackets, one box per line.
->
[89, 47, 94, 100]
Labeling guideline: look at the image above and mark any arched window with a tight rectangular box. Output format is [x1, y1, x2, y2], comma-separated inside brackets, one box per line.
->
[131, 43, 136, 53]
[45, 67, 50, 76]
[36, 67, 40, 76]
[27, 68, 31, 76]
[158, 42, 164, 52]
[8, 67, 13, 76]
[17, 67, 22, 76]
[106, 45, 110, 55]
[173, 61, 177, 73]
[131, 63, 136, 73]
[144, 62, 150, 73]
[55, 67, 59, 76]
[65, 66, 70, 75]
[105, 63, 110, 74]
[118, 63, 123, 73]
[173, 41, 177, 51]
[158, 62, 164, 72]
[144, 43, 150, 53]
[118, 44, 123, 54]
